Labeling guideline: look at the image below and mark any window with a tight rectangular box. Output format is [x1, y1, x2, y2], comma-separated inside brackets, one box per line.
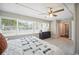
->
[33, 21, 49, 33]
[40, 22, 49, 32]
[0, 17, 49, 36]
[1, 18, 17, 36]
[33, 21, 41, 33]
[18, 20, 33, 34]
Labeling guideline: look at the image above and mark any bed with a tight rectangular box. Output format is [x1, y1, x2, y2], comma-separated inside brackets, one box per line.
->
[3, 36, 64, 55]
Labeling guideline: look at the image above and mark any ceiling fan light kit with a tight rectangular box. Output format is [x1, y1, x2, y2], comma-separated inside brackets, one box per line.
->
[49, 13, 53, 17]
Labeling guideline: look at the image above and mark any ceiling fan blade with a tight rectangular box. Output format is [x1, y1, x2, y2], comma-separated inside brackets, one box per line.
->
[53, 14, 57, 16]
[53, 9, 64, 13]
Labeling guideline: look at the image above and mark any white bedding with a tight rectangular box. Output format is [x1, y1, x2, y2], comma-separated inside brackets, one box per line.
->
[3, 36, 64, 55]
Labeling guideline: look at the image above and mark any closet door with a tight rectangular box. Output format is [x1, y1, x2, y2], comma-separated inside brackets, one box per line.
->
[59, 23, 65, 37]
[65, 24, 69, 37]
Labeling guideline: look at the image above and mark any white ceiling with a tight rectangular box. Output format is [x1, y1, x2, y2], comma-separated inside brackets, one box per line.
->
[0, 3, 73, 21]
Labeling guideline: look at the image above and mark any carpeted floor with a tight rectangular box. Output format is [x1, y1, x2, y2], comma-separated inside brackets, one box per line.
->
[43, 37, 74, 55]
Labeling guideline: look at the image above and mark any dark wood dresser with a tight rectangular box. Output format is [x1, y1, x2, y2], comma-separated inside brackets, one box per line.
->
[39, 31, 51, 39]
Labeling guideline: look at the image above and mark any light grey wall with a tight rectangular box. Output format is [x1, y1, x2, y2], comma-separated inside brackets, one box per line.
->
[50, 20, 57, 38]
[75, 4, 79, 54]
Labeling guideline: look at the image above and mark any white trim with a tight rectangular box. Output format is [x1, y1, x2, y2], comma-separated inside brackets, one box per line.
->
[0, 17, 2, 33]
[16, 18, 19, 35]
[0, 16, 17, 21]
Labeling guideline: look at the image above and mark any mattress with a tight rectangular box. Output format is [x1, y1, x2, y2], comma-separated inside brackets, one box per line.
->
[3, 36, 64, 55]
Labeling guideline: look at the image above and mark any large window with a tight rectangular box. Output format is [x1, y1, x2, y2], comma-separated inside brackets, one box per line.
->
[18, 20, 33, 34]
[0, 17, 49, 36]
[33, 21, 49, 33]
[1, 18, 17, 36]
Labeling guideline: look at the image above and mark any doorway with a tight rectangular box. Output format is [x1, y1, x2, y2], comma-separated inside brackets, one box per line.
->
[58, 22, 69, 38]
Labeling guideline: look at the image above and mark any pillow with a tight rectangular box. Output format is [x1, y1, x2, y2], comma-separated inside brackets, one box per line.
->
[0, 33, 7, 55]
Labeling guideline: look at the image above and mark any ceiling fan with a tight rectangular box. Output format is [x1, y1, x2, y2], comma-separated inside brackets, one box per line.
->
[16, 3, 64, 17]
[39, 7, 64, 17]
